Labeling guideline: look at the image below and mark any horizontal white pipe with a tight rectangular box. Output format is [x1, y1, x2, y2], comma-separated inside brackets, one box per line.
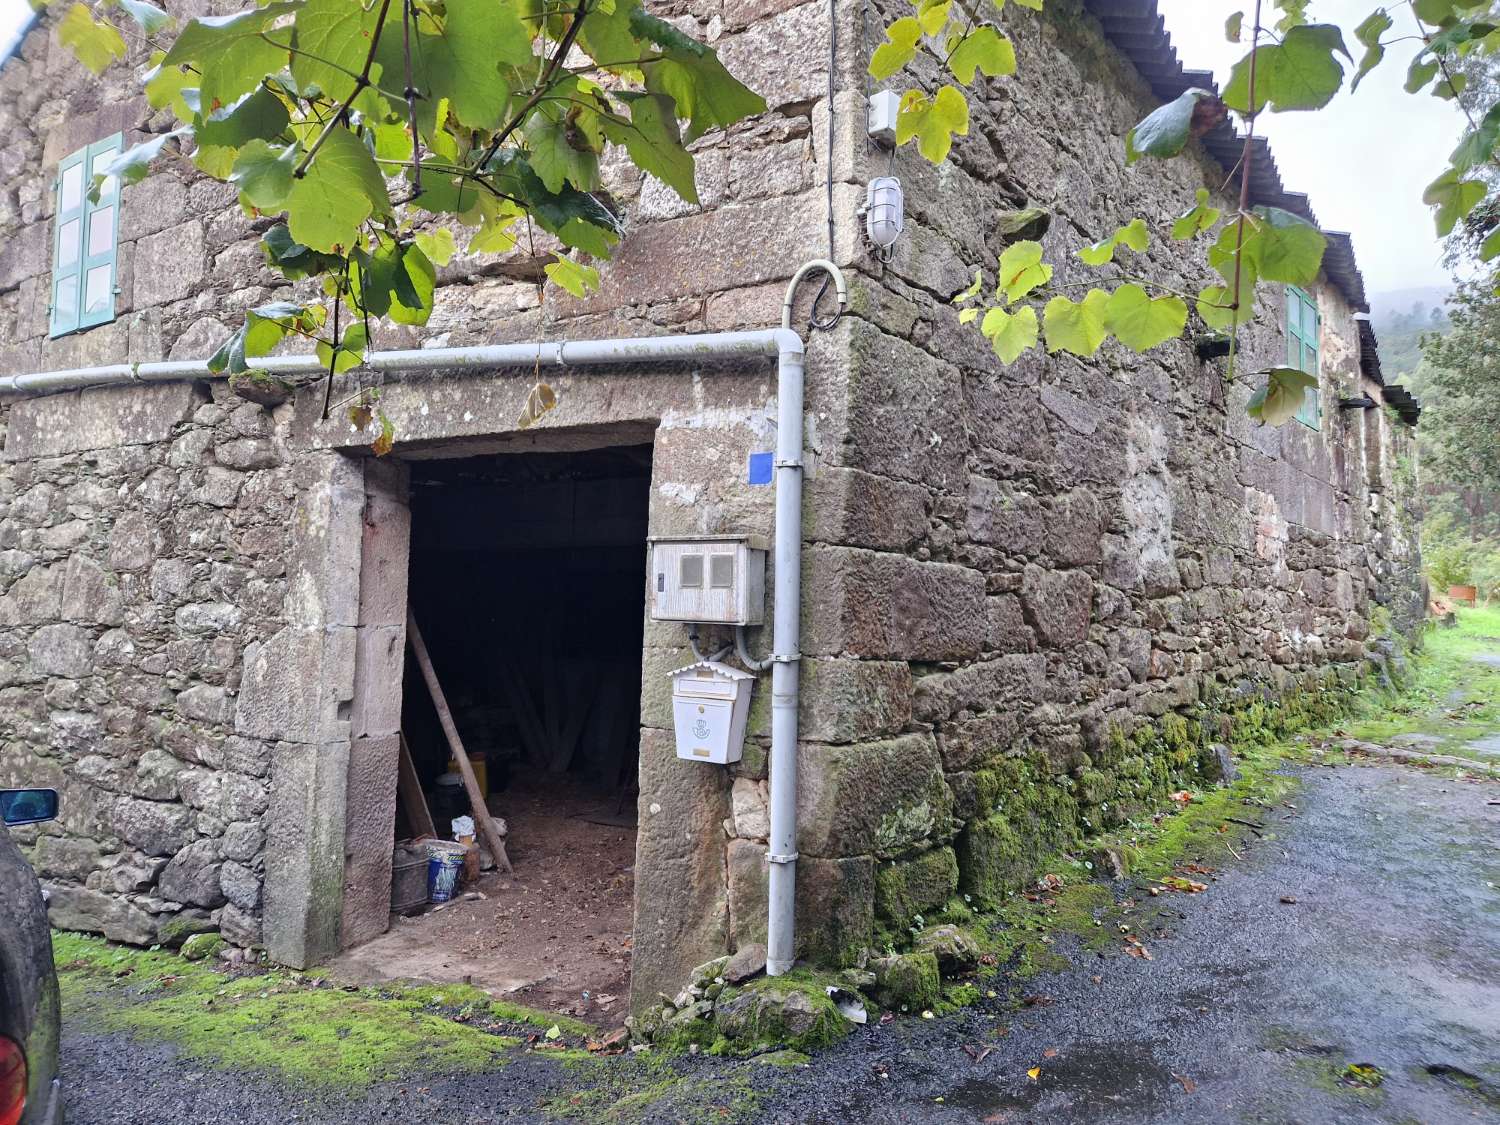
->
[0, 329, 802, 397]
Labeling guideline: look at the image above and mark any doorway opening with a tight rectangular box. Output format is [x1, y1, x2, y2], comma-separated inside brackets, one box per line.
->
[338, 444, 652, 1022]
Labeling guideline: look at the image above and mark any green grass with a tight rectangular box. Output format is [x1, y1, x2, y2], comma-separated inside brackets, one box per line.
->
[52, 932, 598, 1091]
[1341, 605, 1500, 762]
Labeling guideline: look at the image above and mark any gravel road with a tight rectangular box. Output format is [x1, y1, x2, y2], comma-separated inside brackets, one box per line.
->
[60, 762, 1499, 1124]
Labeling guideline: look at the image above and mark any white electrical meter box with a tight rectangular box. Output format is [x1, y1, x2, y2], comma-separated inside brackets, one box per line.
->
[670, 661, 755, 765]
[648, 535, 766, 625]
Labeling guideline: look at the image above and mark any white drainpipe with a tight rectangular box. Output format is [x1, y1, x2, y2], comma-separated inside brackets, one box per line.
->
[0, 259, 848, 977]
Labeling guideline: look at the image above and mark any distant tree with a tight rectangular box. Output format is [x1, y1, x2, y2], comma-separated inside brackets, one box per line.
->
[1422, 281, 1500, 536]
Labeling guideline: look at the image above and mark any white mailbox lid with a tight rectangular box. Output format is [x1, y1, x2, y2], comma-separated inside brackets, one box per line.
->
[666, 660, 756, 688]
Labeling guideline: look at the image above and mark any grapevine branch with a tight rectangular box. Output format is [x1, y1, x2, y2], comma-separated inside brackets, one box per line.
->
[293, 0, 395, 179]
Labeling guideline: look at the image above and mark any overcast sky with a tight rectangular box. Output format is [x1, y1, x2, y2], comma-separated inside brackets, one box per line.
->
[1155, 0, 1464, 295]
[1, 0, 1462, 293]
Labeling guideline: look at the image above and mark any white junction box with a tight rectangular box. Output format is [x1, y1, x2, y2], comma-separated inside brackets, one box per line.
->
[670, 661, 755, 765]
[648, 534, 766, 625]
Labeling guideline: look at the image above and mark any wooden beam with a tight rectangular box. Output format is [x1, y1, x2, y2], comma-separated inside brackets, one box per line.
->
[406, 611, 513, 874]
[396, 731, 435, 840]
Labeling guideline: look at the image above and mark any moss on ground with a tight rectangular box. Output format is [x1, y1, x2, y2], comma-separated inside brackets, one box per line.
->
[542, 1054, 764, 1122]
[52, 932, 605, 1091]
[1339, 605, 1500, 763]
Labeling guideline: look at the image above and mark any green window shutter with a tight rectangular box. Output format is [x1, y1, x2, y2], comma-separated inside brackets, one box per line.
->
[1287, 286, 1320, 429]
[49, 132, 122, 337]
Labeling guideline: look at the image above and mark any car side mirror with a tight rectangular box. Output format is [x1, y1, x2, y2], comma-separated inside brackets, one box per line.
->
[0, 788, 59, 826]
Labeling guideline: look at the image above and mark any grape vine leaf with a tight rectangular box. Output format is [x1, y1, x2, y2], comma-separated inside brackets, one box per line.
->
[1423, 169, 1487, 236]
[58, 3, 127, 74]
[230, 140, 297, 210]
[1125, 88, 1218, 164]
[89, 130, 190, 201]
[1247, 367, 1318, 426]
[116, 0, 172, 36]
[1043, 289, 1110, 355]
[896, 85, 970, 163]
[997, 240, 1052, 303]
[870, 17, 923, 80]
[1223, 24, 1350, 114]
[1104, 285, 1187, 352]
[285, 125, 391, 252]
[1351, 9, 1393, 91]
[545, 254, 602, 298]
[1172, 188, 1221, 239]
[161, 3, 302, 110]
[980, 305, 1039, 363]
[948, 27, 1017, 84]
[1077, 218, 1148, 266]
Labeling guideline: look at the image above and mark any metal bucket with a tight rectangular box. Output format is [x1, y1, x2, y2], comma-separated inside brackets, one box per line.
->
[390, 844, 428, 914]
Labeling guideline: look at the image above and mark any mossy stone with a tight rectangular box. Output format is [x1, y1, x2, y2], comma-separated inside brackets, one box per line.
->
[712, 974, 850, 1054]
[874, 846, 959, 928]
[869, 950, 941, 1012]
[180, 932, 226, 961]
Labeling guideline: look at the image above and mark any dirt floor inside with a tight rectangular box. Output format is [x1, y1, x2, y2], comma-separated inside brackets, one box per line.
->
[328, 778, 637, 1026]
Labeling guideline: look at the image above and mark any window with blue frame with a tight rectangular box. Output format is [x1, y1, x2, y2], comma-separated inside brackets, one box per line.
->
[50, 133, 122, 338]
[1285, 285, 1320, 429]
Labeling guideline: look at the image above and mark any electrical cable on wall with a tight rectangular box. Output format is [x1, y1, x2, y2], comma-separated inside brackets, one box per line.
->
[809, 0, 842, 332]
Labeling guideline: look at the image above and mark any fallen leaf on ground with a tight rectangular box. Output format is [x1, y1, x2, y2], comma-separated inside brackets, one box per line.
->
[1163, 876, 1208, 894]
[1026, 1067, 1041, 1080]
[1043, 1047, 1059, 1058]
[1172, 1072, 1197, 1093]
[1037, 873, 1064, 891]
[1022, 994, 1053, 1007]
[1123, 935, 1153, 960]
[1279, 895, 1298, 904]
[963, 1044, 993, 1063]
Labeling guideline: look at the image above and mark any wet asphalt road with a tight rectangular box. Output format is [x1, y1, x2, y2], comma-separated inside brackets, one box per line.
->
[61, 762, 1499, 1124]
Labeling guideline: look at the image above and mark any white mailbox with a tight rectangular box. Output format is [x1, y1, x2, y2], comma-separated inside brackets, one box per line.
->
[670, 661, 755, 765]
[648, 535, 766, 625]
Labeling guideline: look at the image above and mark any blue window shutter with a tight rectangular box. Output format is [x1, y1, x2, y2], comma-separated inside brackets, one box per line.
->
[49, 147, 86, 337]
[78, 133, 123, 330]
[1288, 286, 1320, 430]
[49, 133, 122, 337]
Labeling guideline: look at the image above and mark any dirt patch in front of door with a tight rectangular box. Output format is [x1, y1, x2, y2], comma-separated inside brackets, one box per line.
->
[329, 779, 637, 1026]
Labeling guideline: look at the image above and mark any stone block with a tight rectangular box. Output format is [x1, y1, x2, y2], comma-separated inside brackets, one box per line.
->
[357, 463, 410, 628]
[984, 594, 1034, 654]
[6, 382, 201, 459]
[797, 734, 953, 859]
[351, 624, 405, 739]
[236, 626, 355, 745]
[175, 683, 234, 725]
[220, 860, 262, 912]
[133, 220, 206, 308]
[1020, 565, 1093, 650]
[841, 322, 967, 488]
[797, 658, 912, 743]
[119, 176, 190, 242]
[59, 556, 124, 625]
[726, 842, 874, 966]
[967, 478, 1043, 552]
[29, 623, 93, 678]
[158, 838, 224, 908]
[802, 546, 986, 661]
[44, 884, 159, 945]
[30, 834, 102, 881]
[629, 727, 731, 1014]
[730, 777, 769, 839]
[340, 732, 399, 950]
[805, 467, 928, 553]
[874, 846, 959, 928]
[264, 739, 349, 969]
[0, 220, 47, 289]
[112, 795, 194, 857]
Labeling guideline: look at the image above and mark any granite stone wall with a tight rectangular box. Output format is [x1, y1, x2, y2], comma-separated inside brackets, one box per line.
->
[0, 0, 1421, 1012]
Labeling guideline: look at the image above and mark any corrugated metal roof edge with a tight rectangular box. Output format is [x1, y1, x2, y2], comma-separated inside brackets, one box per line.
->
[1082, 0, 1371, 315]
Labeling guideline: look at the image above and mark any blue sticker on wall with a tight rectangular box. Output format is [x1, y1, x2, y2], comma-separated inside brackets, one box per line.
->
[747, 451, 774, 485]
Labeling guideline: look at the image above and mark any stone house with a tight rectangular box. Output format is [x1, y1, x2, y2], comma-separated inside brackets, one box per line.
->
[0, 0, 1422, 1013]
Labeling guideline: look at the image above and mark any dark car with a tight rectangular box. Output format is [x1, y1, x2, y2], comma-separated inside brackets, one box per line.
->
[0, 789, 62, 1125]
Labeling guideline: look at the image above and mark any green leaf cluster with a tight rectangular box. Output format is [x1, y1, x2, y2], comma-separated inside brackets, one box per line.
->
[55, 0, 768, 453]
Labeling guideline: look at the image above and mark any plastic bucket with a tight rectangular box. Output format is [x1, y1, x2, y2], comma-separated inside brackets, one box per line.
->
[427, 846, 464, 903]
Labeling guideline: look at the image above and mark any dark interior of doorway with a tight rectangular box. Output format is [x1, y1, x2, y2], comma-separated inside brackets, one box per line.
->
[392, 444, 650, 1021]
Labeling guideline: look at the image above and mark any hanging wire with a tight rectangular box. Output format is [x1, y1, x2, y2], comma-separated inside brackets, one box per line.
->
[808, 0, 842, 332]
